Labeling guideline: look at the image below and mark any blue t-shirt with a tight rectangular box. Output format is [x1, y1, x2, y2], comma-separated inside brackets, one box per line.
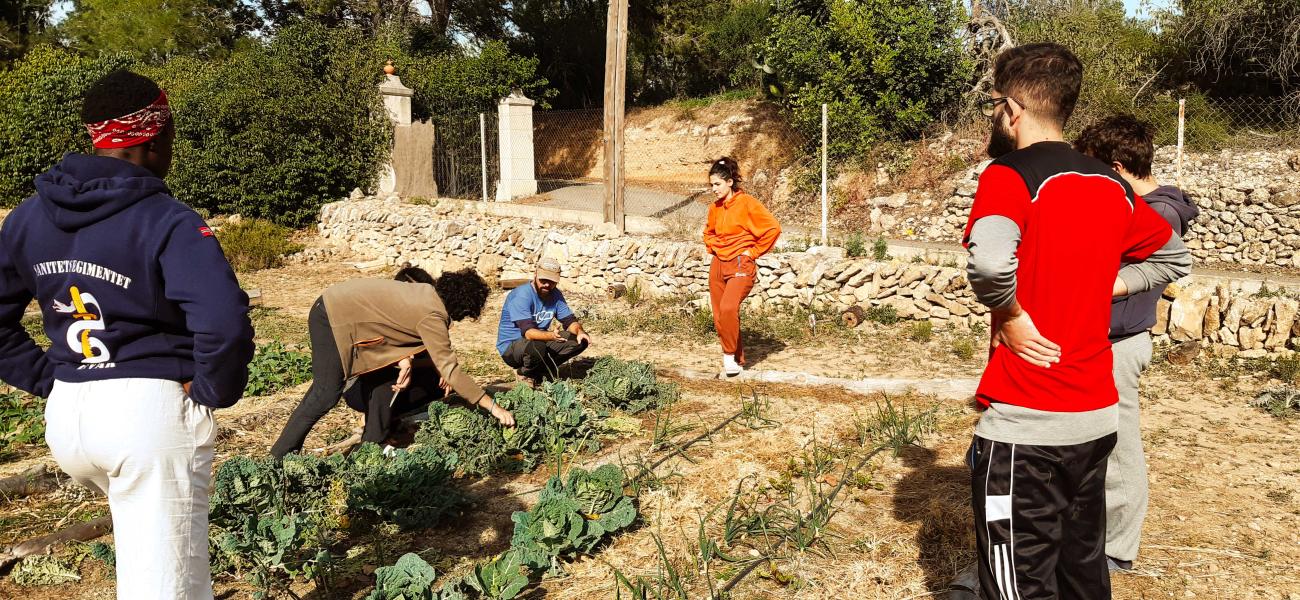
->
[496, 283, 574, 355]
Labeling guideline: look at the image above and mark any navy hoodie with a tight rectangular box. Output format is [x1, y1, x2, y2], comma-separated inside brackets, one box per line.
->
[1110, 185, 1201, 341]
[0, 153, 254, 408]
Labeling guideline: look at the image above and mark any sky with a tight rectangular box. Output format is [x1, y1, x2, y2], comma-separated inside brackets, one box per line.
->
[51, 1, 1172, 27]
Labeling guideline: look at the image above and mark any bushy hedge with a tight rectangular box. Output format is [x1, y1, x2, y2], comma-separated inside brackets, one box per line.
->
[758, 0, 972, 159]
[0, 24, 549, 226]
[156, 23, 391, 227]
[0, 46, 133, 206]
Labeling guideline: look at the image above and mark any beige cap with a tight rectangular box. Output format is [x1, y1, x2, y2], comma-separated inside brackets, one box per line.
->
[536, 257, 562, 282]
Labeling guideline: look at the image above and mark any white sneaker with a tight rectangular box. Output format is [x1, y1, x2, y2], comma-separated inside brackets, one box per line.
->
[722, 354, 743, 377]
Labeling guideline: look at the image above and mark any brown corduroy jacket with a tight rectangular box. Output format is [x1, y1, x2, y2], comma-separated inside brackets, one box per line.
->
[321, 279, 487, 405]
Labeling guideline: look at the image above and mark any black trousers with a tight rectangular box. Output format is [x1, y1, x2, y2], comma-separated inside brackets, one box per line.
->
[345, 364, 445, 445]
[500, 336, 587, 381]
[270, 298, 446, 458]
[969, 433, 1117, 600]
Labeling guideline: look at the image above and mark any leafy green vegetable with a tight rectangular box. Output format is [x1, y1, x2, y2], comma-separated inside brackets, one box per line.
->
[580, 357, 677, 414]
[509, 464, 636, 573]
[495, 381, 600, 470]
[366, 552, 438, 600]
[88, 541, 116, 569]
[344, 443, 464, 530]
[414, 403, 507, 476]
[464, 550, 530, 600]
[245, 341, 313, 396]
[11, 555, 80, 586]
[0, 389, 46, 452]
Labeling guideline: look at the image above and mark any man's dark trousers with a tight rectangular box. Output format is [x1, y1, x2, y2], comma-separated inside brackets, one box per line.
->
[502, 336, 587, 381]
[970, 432, 1116, 600]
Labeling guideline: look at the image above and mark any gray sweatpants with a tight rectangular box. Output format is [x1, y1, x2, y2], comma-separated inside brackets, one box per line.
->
[1105, 331, 1152, 562]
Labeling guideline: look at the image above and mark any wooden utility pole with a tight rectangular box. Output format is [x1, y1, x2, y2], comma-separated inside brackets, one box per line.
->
[602, 0, 629, 233]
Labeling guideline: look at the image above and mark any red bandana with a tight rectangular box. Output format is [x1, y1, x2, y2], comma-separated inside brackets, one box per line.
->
[84, 91, 172, 149]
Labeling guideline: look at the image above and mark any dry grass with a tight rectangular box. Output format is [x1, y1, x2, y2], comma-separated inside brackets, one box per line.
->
[3, 250, 1298, 600]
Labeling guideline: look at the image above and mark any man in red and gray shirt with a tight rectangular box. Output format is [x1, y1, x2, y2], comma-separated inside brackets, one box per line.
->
[963, 44, 1191, 599]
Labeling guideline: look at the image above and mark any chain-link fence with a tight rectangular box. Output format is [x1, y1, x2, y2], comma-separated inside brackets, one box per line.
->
[1085, 95, 1300, 151]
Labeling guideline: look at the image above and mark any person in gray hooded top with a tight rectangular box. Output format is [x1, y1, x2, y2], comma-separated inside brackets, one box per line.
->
[1075, 114, 1200, 572]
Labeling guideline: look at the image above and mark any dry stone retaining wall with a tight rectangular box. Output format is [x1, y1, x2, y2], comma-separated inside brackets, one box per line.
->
[318, 197, 1300, 355]
[885, 148, 1300, 271]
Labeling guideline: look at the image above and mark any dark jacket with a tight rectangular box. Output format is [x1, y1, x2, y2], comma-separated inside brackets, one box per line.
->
[1110, 185, 1200, 341]
[0, 153, 254, 407]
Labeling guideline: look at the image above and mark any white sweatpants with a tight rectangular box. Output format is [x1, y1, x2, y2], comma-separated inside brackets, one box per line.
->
[45, 378, 217, 600]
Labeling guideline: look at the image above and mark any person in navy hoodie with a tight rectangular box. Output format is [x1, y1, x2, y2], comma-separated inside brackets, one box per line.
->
[0, 70, 254, 599]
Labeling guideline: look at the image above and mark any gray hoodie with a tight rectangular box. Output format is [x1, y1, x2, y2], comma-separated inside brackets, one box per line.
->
[1109, 185, 1200, 341]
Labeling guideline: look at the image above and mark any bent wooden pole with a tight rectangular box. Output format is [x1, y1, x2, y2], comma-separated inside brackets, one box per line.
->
[0, 515, 113, 572]
[0, 464, 59, 501]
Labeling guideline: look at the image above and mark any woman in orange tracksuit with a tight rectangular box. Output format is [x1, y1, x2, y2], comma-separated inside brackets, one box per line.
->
[703, 157, 781, 376]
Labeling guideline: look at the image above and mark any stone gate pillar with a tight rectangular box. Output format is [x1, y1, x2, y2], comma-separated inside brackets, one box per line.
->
[378, 61, 437, 198]
[496, 90, 538, 201]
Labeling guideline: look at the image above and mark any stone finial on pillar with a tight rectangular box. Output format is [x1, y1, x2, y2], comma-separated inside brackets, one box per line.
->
[378, 61, 413, 126]
[496, 90, 538, 202]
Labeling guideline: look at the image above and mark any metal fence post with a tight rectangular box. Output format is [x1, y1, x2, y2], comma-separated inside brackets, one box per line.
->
[1176, 98, 1186, 189]
[820, 103, 828, 246]
[480, 112, 488, 202]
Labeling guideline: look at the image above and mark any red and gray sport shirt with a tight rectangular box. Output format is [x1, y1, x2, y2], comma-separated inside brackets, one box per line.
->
[963, 141, 1189, 432]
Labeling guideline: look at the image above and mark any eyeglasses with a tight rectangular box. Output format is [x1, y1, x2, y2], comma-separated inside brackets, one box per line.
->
[978, 95, 1021, 118]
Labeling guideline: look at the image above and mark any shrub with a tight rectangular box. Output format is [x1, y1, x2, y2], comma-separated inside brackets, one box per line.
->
[244, 342, 312, 396]
[909, 321, 933, 342]
[872, 236, 890, 261]
[0, 45, 134, 206]
[952, 337, 975, 360]
[161, 22, 391, 227]
[218, 219, 303, 272]
[865, 305, 898, 325]
[758, 0, 972, 158]
[844, 231, 866, 258]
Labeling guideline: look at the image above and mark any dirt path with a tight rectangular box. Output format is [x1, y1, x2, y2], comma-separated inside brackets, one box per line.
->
[1, 241, 1297, 599]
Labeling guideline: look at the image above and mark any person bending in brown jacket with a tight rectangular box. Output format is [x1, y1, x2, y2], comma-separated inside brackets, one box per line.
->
[270, 268, 514, 458]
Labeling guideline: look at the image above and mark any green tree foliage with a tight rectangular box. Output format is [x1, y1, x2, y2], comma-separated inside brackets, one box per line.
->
[1007, 0, 1166, 129]
[0, 45, 132, 206]
[1170, 0, 1300, 94]
[155, 22, 391, 226]
[59, 0, 258, 61]
[633, 0, 772, 103]
[757, 0, 972, 157]
[0, 0, 54, 66]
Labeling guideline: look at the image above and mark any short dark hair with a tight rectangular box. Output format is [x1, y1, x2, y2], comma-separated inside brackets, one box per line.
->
[1074, 114, 1157, 179]
[708, 156, 743, 190]
[433, 268, 490, 321]
[992, 43, 1083, 129]
[81, 70, 163, 124]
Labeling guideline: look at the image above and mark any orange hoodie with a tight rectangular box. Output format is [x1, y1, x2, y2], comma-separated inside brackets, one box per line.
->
[703, 191, 782, 261]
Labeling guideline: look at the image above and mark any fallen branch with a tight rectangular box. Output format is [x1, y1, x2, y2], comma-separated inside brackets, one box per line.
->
[311, 432, 363, 456]
[0, 464, 60, 502]
[0, 515, 113, 572]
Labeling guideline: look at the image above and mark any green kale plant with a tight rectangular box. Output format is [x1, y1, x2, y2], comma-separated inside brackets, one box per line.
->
[509, 464, 637, 574]
[579, 357, 678, 415]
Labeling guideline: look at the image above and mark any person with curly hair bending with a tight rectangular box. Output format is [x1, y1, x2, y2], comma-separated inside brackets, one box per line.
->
[702, 157, 781, 377]
[270, 267, 514, 457]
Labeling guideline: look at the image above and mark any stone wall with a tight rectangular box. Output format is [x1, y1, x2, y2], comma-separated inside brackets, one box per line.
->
[318, 197, 1300, 355]
[878, 148, 1300, 270]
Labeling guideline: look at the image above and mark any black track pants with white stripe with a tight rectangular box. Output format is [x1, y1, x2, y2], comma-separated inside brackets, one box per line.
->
[969, 433, 1117, 600]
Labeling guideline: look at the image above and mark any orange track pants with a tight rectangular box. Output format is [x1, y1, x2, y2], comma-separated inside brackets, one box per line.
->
[709, 255, 756, 364]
